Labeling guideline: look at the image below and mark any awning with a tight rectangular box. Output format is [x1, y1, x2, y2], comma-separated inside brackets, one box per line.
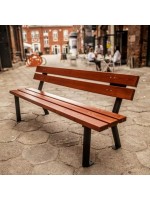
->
[23, 42, 32, 48]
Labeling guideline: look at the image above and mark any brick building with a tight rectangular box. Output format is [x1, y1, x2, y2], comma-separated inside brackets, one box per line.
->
[22, 25, 73, 55]
[0, 25, 25, 70]
[97, 25, 150, 67]
[76, 25, 150, 67]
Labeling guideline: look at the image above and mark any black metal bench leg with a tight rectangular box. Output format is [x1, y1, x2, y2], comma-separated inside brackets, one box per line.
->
[111, 126, 121, 150]
[14, 96, 21, 122]
[43, 108, 49, 115]
[82, 127, 94, 167]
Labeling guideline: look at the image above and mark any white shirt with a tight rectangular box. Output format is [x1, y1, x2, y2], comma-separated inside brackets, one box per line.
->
[113, 50, 121, 63]
[87, 52, 95, 61]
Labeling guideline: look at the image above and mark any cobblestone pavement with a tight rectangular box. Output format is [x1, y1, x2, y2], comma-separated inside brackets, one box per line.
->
[0, 55, 150, 175]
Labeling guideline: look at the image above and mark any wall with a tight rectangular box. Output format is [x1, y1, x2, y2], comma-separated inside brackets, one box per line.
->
[23, 26, 73, 54]
[127, 25, 149, 67]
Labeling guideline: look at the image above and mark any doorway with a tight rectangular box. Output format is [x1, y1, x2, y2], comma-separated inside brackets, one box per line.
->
[115, 31, 128, 64]
[0, 26, 12, 68]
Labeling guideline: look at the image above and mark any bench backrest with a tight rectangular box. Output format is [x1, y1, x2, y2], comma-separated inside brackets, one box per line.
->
[34, 66, 139, 101]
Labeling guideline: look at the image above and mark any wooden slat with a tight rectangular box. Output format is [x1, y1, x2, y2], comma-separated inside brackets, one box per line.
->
[10, 90, 108, 132]
[26, 88, 126, 122]
[36, 66, 140, 87]
[34, 73, 135, 100]
[19, 88, 120, 126]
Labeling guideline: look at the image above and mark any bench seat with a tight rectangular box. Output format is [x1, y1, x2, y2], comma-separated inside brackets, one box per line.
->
[10, 87, 126, 132]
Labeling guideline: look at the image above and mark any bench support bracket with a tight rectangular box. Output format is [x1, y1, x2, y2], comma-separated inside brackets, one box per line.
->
[14, 96, 21, 122]
[111, 126, 121, 149]
[111, 97, 122, 149]
[38, 76, 49, 115]
[82, 127, 94, 167]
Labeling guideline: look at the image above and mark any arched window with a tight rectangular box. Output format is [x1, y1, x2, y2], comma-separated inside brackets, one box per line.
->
[53, 30, 58, 41]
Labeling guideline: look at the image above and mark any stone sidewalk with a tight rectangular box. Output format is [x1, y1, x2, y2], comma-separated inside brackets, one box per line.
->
[0, 58, 150, 175]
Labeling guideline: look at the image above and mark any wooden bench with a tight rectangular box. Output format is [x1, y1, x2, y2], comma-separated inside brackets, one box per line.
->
[10, 66, 139, 167]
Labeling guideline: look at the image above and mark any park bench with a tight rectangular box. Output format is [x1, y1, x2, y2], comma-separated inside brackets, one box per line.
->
[10, 66, 139, 167]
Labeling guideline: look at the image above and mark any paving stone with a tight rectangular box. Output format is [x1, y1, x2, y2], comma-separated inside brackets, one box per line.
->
[91, 133, 113, 150]
[36, 114, 54, 123]
[75, 164, 122, 175]
[0, 106, 15, 113]
[0, 142, 23, 161]
[121, 135, 147, 152]
[22, 143, 58, 164]
[95, 100, 113, 107]
[134, 112, 150, 127]
[48, 131, 80, 147]
[0, 102, 11, 107]
[42, 121, 68, 134]
[59, 146, 95, 168]
[0, 112, 15, 121]
[0, 129, 21, 142]
[36, 112, 68, 124]
[21, 113, 37, 121]
[32, 161, 74, 175]
[136, 147, 150, 168]
[97, 148, 140, 172]
[120, 124, 150, 145]
[120, 124, 147, 136]
[14, 119, 42, 132]
[0, 120, 16, 130]
[68, 124, 83, 135]
[127, 103, 150, 112]
[123, 166, 150, 175]
[0, 157, 33, 175]
[18, 130, 49, 145]
[21, 106, 44, 115]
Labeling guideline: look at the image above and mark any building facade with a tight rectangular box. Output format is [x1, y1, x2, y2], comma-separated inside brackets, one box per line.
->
[22, 25, 73, 55]
[0, 25, 25, 70]
[76, 25, 150, 67]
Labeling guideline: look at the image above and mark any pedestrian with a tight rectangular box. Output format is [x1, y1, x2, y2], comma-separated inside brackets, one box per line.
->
[113, 46, 121, 65]
[87, 47, 101, 71]
[104, 50, 112, 72]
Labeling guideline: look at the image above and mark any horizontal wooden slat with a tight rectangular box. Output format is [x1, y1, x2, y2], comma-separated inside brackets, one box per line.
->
[10, 90, 108, 132]
[26, 88, 126, 123]
[34, 73, 135, 100]
[36, 66, 139, 87]
[19, 88, 121, 126]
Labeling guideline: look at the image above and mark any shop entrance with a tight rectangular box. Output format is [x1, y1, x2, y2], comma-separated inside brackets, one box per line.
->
[0, 26, 12, 68]
[100, 30, 128, 65]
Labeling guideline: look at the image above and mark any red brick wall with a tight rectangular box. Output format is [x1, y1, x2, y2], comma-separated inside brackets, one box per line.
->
[127, 25, 149, 67]
[22, 25, 73, 54]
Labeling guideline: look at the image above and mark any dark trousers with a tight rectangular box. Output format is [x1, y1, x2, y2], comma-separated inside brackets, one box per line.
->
[89, 58, 101, 70]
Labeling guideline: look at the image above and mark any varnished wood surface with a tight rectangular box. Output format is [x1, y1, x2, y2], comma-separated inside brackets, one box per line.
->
[10, 89, 126, 131]
[34, 73, 135, 100]
[36, 66, 139, 87]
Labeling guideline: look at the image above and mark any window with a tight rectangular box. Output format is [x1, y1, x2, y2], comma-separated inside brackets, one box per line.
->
[53, 30, 58, 41]
[31, 31, 39, 39]
[23, 31, 27, 42]
[63, 30, 68, 41]
[43, 30, 48, 34]
[43, 30, 48, 37]
[44, 37, 49, 45]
